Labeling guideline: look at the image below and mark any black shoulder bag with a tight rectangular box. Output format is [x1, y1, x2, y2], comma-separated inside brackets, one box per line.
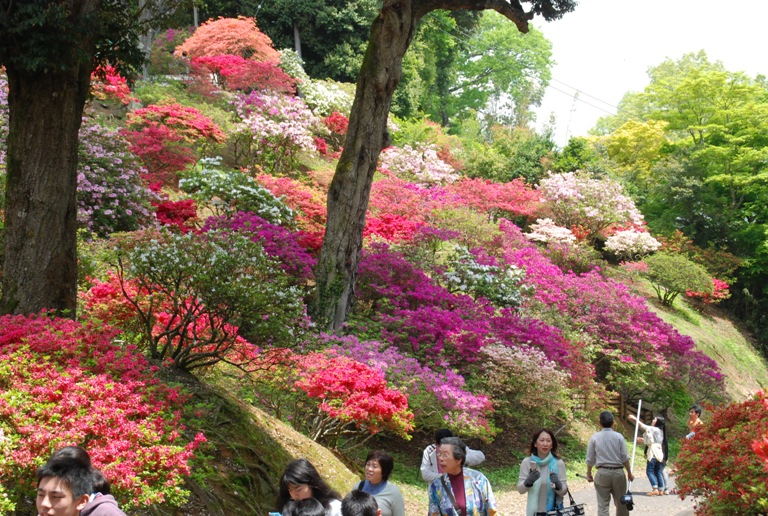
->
[546, 487, 586, 516]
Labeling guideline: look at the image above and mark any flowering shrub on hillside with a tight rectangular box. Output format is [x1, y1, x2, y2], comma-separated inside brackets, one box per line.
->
[677, 393, 768, 515]
[480, 344, 572, 433]
[279, 49, 355, 117]
[326, 335, 496, 440]
[644, 252, 713, 306]
[0, 314, 203, 509]
[442, 246, 532, 308]
[123, 103, 226, 186]
[525, 218, 576, 244]
[604, 228, 661, 260]
[444, 177, 541, 221]
[90, 65, 136, 105]
[378, 144, 458, 185]
[190, 55, 296, 93]
[249, 348, 413, 449]
[118, 229, 306, 370]
[686, 278, 731, 304]
[180, 157, 294, 225]
[364, 213, 422, 243]
[154, 198, 198, 233]
[232, 91, 320, 173]
[174, 16, 280, 63]
[77, 120, 155, 236]
[538, 171, 644, 241]
[148, 27, 192, 75]
[503, 243, 724, 400]
[202, 211, 316, 285]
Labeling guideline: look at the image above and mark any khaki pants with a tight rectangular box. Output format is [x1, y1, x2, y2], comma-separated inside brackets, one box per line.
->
[594, 468, 628, 516]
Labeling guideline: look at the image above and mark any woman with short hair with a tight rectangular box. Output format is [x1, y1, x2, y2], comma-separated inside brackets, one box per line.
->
[353, 450, 405, 516]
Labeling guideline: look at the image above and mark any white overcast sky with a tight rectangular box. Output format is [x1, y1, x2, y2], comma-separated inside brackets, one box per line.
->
[531, 0, 768, 147]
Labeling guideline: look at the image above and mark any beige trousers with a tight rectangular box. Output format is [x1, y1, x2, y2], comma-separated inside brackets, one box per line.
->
[594, 468, 628, 516]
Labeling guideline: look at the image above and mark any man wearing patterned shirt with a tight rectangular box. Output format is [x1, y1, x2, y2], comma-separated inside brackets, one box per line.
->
[428, 437, 496, 516]
[586, 411, 635, 516]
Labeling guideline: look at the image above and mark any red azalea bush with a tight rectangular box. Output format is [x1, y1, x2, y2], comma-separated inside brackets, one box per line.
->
[249, 348, 413, 448]
[686, 277, 731, 304]
[123, 103, 226, 187]
[444, 177, 541, 221]
[255, 173, 327, 251]
[90, 64, 136, 105]
[154, 198, 199, 232]
[0, 314, 204, 509]
[364, 213, 422, 243]
[677, 393, 768, 515]
[190, 55, 295, 93]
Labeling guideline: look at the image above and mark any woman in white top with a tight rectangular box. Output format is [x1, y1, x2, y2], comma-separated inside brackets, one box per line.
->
[276, 458, 343, 516]
[629, 414, 667, 495]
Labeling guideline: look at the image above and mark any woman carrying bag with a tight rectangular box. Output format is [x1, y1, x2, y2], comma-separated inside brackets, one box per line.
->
[628, 414, 667, 495]
[517, 429, 568, 516]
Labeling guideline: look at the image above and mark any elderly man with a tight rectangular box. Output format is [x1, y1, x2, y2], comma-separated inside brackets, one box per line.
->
[428, 437, 497, 516]
[421, 429, 486, 484]
[586, 411, 635, 516]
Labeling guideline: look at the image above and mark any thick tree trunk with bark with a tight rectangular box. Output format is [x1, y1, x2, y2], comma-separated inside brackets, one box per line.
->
[314, 1, 421, 331]
[1, 63, 92, 316]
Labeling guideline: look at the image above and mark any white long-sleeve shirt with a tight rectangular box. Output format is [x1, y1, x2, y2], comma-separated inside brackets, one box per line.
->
[420, 443, 486, 483]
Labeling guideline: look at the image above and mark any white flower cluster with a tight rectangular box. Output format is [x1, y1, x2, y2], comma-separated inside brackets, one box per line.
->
[524, 218, 577, 244]
[378, 144, 458, 185]
[278, 49, 354, 117]
[604, 229, 661, 260]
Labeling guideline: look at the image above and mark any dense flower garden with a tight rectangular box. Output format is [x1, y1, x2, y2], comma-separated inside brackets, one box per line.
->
[0, 15, 754, 513]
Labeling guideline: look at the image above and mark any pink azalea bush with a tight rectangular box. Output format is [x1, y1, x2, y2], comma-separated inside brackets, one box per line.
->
[232, 91, 320, 173]
[377, 144, 459, 185]
[538, 171, 644, 240]
[0, 314, 204, 509]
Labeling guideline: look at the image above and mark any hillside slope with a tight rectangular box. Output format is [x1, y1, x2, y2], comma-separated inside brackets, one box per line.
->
[652, 301, 768, 401]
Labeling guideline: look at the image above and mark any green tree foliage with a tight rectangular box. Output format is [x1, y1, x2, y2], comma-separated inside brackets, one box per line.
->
[550, 136, 608, 174]
[644, 252, 713, 306]
[459, 124, 556, 184]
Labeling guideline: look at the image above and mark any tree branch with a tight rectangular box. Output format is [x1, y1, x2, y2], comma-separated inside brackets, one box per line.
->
[417, 0, 533, 33]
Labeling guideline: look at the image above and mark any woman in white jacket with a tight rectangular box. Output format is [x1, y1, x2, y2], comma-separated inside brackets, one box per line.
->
[629, 414, 668, 495]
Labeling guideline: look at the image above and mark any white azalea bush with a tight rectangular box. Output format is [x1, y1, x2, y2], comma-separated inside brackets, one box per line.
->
[525, 218, 577, 244]
[377, 144, 458, 186]
[605, 229, 661, 261]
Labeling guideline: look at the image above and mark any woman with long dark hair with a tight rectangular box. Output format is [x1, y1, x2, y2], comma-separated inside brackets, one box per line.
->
[517, 428, 568, 515]
[629, 414, 667, 495]
[276, 459, 343, 516]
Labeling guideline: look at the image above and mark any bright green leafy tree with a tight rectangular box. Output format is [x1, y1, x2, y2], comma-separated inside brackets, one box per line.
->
[644, 252, 713, 307]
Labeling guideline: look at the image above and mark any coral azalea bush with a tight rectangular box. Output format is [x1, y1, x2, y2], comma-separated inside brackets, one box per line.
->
[676, 393, 768, 515]
[0, 314, 203, 510]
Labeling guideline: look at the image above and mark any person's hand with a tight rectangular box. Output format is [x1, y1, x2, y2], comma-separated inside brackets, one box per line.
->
[524, 468, 541, 487]
[586, 473, 594, 483]
[637, 437, 645, 444]
[627, 471, 635, 482]
[628, 414, 636, 421]
[550, 472, 563, 490]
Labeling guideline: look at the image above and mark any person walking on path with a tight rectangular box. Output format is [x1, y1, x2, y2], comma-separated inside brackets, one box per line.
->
[517, 428, 568, 515]
[428, 437, 497, 516]
[586, 411, 635, 516]
[422, 429, 485, 484]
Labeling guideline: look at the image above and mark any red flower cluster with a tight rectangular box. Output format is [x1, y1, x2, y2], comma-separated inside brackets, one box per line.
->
[90, 65, 136, 105]
[0, 314, 203, 507]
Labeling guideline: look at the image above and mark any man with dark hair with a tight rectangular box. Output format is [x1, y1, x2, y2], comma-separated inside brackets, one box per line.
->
[428, 437, 497, 516]
[686, 405, 703, 439]
[341, 490, 381, 516]
[586, 411, 635, 516]
[421, 428, 485, 483]
[36, 458, 92, 516]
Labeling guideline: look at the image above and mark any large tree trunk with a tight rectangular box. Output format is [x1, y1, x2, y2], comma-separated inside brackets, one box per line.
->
[1, 63, 92, 316]
[314, 0, 421, 331]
